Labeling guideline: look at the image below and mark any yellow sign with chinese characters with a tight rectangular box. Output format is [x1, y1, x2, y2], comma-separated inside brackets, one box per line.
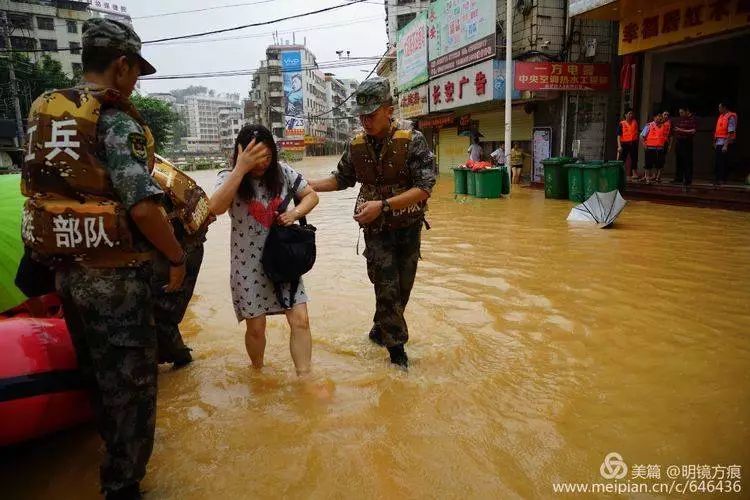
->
[618, 0, 750, 55]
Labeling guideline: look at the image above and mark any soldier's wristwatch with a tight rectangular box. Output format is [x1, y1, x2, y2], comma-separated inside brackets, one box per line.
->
[381, 199, 392, 214]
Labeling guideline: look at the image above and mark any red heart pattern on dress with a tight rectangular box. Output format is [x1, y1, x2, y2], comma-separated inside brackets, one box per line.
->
[247, 197, 282, 228]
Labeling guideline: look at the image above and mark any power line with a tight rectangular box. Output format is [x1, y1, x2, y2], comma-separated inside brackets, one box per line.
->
[147, 16, 382, 47]
[140, 58, 381, 80]
[0, 0, 370, 53]
[133, 0, 388, 20]
[144, 0, 369, 44]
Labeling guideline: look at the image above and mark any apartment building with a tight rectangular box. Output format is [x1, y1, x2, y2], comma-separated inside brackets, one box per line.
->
[0, 0, 90, 76]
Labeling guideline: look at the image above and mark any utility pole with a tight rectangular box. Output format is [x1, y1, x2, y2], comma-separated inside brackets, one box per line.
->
[0, 11, 25, 145]
[504, 0, 513, 194]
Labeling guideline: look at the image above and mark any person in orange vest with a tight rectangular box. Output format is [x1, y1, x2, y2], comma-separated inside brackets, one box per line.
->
[640, 111, 669, 184]
[714, 102, 737, 185]
[617, 108, 639, 180]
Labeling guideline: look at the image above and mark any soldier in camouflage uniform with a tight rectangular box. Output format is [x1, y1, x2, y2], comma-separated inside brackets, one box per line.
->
[309, 78, 436, 368]
[152, 218, 206, 368]
[24, 19, 187, 500]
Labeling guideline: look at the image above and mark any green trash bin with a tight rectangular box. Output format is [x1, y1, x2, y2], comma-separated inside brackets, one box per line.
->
[542, 158, 570, 199]
[475, 168, 503, 198]
[452, 168, 468, 194]
[601, 160, 625, 192]
[565, 163, 585, 202]
[466, 170, 476, 196]
[582, 163, 603, 200]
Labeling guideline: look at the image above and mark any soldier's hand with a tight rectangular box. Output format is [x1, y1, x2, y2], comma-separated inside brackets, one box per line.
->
[164, 263, 186, 293]
[235, 139, 271, 175]
[354, 200, 383, 225]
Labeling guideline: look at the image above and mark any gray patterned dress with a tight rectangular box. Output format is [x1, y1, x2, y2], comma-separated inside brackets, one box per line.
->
[215, 163, 309, 321]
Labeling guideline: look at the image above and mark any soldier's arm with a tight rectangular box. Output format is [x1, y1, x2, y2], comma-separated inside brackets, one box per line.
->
[309, 140, 356, 192]
[99, 110, 186, 270]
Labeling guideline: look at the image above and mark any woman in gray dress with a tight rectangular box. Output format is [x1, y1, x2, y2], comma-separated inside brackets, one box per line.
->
[209, 125, 319, 376]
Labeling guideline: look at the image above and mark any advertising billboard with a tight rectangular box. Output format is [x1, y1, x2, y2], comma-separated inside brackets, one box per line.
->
[397, 11, 429, 91]
[399, 84, 429, 119]
[281, 50, 304, 138]
[427, 0, 496, 78]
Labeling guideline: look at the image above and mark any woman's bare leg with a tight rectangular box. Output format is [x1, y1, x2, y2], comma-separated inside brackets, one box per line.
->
[285, 303, 312, 376]
[245, 315, 267, 368]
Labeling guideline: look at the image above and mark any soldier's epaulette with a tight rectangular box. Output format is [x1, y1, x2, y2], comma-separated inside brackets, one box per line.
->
[393, 129, 412, 141]
[351, 133, 366, 146]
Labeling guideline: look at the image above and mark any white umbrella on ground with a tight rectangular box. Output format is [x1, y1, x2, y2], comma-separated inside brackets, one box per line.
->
[567, 190, 627, 228]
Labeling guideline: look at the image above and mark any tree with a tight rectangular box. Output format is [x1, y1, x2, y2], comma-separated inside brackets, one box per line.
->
[0, 54, 75, 121]
[130, 93, 179, 154]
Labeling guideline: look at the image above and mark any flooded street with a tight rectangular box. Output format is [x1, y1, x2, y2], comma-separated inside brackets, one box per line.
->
[4, 156, 750, 499]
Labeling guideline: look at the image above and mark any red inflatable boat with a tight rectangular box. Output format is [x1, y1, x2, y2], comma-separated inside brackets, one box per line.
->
[0, 296, 93, 447]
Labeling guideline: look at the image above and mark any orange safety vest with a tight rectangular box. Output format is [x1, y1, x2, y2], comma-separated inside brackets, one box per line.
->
[620, 119, 639, 142]
[644, 122, 668, 148]
[715, 112, 738, 139]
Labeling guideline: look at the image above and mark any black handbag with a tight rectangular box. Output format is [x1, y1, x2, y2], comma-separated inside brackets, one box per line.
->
[261, 174, 316, 309]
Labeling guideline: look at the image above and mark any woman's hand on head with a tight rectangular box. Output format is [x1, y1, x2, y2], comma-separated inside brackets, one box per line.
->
[235, 139, 271, 175]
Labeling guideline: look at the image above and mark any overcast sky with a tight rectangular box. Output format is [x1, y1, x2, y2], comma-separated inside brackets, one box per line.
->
[129, 0, 389, 96]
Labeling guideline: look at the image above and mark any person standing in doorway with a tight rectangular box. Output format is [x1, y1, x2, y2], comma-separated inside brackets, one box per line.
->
[308, 78, 436, 369]
[714, 102, 738, 186]
[510, 142, 528, 184]
[617, 109, 640, 181]
[672, 106, 697, 186]
[640, 111, 669, 184]
[467, 134, 482, 163]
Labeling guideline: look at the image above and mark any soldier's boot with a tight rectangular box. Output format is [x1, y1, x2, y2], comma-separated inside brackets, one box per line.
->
[387, 344, 408, 369]
[105, 484, 142, 500]
[368, 325, 385, 346]
[172, 347, 193, 369]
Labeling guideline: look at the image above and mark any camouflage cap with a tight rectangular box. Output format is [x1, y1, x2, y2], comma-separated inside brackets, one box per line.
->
[82, 18, 156, 76]
[352, 77, 392, 116]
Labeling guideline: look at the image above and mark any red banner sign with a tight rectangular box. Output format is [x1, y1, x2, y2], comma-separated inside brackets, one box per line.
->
[514, 62, 611, 91]
[277, 139, 305, 151]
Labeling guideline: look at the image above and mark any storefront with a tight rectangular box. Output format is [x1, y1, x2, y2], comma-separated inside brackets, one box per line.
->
[574, 0, 750, 182]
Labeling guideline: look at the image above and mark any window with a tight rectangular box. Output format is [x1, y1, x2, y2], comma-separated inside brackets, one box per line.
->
[397, 0, 416, 4]
[40, 39, 58, 51]
[10, 37, 36, 50]
[72, 62, 82, 74]
[37, 17, 55, 30]
[397, 13, 417, 30]
[69, 42, 81, 55]
[67, 20, 77, 33]
[9, 14, 32, 30]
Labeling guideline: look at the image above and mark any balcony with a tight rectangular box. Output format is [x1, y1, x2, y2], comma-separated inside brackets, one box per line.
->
[269, 75, 282, 84]
[272, 122, 284, 129]
[270, 91, 283, 98]
[268, 59, 281, 67]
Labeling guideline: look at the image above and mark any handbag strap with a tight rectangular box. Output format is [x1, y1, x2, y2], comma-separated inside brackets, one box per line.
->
[277, 173, 307, 226]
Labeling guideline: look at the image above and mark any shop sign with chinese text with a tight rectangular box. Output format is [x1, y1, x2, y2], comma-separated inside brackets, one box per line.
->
[429, 60, 494, 112]
[514, 62, 611, 91]
[397, 12, 429, 91]
[399, 84, 429, 119]
[427, 0, 496, 78]
[619, 0, 750, 55]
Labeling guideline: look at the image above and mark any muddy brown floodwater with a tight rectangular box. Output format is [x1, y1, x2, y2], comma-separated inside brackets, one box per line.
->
[3, 156, 750, 499]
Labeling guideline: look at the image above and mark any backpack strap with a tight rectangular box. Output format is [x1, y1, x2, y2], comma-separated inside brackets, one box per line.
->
[274, 278, 300, 310]
[276, 173, 308, 226]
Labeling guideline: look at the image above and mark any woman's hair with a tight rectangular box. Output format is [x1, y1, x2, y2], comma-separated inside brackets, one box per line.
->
[232, 124, 282, 200]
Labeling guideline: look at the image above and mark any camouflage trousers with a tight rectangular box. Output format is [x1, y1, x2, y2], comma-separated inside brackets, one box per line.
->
[151, 242, 204, 363]
[57, 265, 157, 494]
[363, 222, 422, 347]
